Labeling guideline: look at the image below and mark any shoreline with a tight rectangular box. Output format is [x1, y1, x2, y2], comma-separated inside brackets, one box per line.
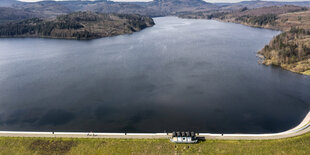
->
[216, 19, 310, 76]
[180, 14, 310, 76]
[0, 12, 155, 40]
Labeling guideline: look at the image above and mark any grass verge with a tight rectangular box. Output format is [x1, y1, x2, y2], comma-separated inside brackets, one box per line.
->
[0, 133, 310, 154]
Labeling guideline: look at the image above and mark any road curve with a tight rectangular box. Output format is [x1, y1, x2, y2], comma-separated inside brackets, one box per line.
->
[200, 111, 310, 140]
[0, 111, 309, 140]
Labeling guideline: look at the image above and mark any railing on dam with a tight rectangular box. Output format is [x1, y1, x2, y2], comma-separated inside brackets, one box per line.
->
[0, 111, 309, 138]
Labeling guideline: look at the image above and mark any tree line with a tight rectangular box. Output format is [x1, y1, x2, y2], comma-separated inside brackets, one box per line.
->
[236, 14, 278, 26]
[260, 28, 310, 65]
[0, 18, 84, 36]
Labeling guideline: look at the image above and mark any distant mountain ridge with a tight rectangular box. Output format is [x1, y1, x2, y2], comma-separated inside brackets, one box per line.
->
[0, 0, 310, 25]
[0, 0, 21, 7]
[7, 0, 218, 18]
[216, 0, 310, 10]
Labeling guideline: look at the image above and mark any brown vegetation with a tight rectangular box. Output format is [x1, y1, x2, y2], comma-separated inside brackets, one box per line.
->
[257, 11, 310, 75]
[230, 5, 307, 17]
[29, 139, 77, 154]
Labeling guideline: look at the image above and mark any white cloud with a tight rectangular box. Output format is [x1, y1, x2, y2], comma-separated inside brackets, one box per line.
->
[112, 0, 153, 1]
[17, 0, 310, 3]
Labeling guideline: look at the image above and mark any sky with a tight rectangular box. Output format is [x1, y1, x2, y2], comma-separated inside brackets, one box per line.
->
[18, 0, 310, 3]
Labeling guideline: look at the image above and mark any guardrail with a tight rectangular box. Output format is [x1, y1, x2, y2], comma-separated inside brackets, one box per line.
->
[0, 131, 53, 134]
[0, 111, 309, 139]
[0, 131, 168, 136]
[199, 111, 310, 137]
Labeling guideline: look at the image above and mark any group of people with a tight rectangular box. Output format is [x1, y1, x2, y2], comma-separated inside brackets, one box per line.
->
[87, 131, 96, 136]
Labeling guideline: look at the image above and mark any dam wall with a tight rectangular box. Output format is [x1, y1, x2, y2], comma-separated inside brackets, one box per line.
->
[0, 111, 309, 140]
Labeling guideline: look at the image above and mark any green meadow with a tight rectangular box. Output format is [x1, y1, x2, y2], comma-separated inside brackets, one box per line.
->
[0, 133, 310, 154]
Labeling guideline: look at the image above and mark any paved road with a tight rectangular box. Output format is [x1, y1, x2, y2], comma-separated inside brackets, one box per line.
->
[202, 111, 310, 140]
[0, 111, 309, 140]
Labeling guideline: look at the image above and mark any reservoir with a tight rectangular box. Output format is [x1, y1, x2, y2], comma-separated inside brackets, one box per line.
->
[0, 17, 309, 133]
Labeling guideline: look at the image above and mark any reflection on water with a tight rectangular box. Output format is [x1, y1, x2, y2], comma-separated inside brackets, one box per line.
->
[0, 17, 309, 133]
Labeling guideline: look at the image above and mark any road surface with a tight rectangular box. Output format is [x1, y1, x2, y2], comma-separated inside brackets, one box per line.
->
[0, 111, 309, 140]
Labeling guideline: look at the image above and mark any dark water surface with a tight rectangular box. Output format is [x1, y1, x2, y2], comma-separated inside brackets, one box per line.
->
[0, 17, 309, 133]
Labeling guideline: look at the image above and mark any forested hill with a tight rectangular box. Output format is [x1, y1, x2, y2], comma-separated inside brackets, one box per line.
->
[10, 0, 218, 18]
[0, 12, 155, 40]
[0, 7, 36, 24]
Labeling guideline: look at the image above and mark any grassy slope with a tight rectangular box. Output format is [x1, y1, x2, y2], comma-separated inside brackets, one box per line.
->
[1, 133, 310, 154]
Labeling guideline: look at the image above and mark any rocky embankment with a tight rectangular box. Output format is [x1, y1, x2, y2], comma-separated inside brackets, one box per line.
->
[0, 12, 155, 40]
[180, 6, 310, 75]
